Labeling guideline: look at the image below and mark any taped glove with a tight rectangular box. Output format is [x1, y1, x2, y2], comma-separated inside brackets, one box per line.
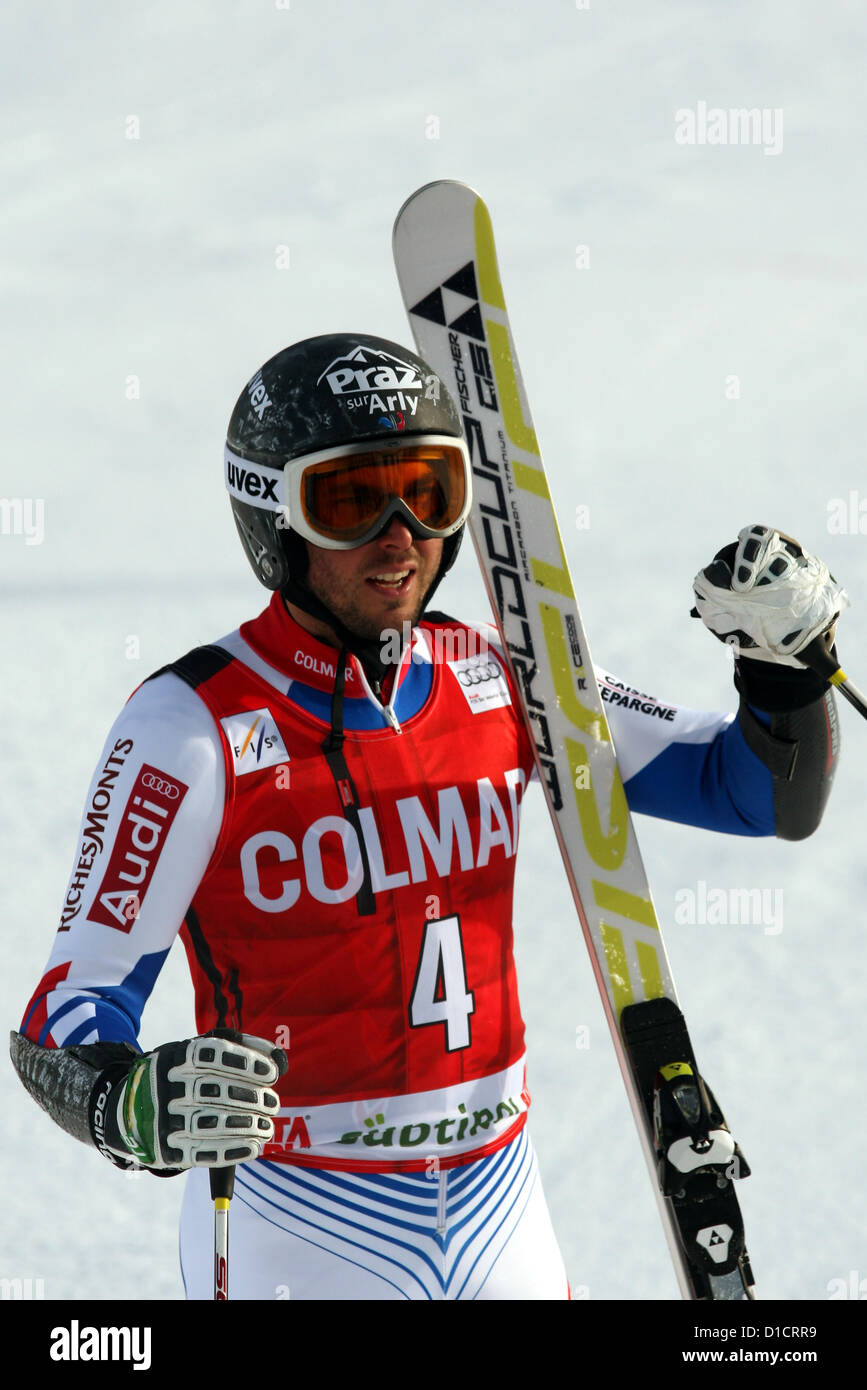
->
[89, 1029, 287, 1172]
[691, 524, 848, 667]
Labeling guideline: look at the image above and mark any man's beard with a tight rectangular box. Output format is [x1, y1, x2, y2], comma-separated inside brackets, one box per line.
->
[302, 574, 433, 642]
[301, 544, 442, 646]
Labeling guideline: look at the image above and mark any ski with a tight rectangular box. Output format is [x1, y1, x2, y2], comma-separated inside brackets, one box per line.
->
[393, 179, 755, 1301]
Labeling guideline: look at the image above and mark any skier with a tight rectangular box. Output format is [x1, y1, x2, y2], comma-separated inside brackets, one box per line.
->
[11, 333, 845, 1301]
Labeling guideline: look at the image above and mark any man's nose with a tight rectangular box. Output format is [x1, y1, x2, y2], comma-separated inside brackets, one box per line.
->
[377, 515, 414, 549]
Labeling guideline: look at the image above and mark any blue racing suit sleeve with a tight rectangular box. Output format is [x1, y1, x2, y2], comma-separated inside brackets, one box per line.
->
[599, 665, 838, 840]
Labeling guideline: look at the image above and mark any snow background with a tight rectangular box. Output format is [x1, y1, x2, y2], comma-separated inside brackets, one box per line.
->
[2, 0, 865, 1300]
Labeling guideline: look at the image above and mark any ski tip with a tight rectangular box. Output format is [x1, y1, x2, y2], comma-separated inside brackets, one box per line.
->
[392, 179, 483, 238]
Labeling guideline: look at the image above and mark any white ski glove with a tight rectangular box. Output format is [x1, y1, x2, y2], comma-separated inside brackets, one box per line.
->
[691, 524, 848, 667]
[91, 1029, 287, 1172]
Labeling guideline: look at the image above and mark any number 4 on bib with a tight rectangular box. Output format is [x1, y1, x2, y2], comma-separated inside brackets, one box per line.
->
[409, 916, 475, 1051]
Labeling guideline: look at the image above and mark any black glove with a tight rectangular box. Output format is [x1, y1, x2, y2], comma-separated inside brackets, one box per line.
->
[88, 1028, 288, 1172]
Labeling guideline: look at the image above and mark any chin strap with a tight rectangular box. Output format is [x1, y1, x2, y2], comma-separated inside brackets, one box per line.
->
[281, 531, 450, 918]
[319, 646, 377, 917]
[280, 575, 392, 690]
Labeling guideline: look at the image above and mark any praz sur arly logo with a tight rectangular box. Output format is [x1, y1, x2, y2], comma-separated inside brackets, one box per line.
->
[317, 346, 423, 396]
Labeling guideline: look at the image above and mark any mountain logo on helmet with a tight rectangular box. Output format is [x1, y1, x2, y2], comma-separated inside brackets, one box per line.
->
[315, 344, 441, 423]
[318, 344, 425, 398]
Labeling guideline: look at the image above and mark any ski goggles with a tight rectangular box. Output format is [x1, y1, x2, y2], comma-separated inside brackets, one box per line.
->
[282, 434, 472, 550]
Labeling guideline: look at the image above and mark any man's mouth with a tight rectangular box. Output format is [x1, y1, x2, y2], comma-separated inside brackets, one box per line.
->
[366, 569, 414, 595]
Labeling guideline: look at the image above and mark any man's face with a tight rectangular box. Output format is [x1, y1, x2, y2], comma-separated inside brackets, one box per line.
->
[302, 516, 444, 643]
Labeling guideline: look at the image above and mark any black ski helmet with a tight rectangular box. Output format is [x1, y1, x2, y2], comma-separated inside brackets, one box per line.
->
[225, 333, 469, 611]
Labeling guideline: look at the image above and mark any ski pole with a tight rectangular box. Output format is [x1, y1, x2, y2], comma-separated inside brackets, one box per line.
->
[797, 630, 867, 722]
[210, 1165, 235, 1300]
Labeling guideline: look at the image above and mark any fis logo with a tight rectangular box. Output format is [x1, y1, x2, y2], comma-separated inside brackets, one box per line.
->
[221, 709, 290, 776]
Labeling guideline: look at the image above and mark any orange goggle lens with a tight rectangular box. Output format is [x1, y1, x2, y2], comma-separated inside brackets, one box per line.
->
[299, 444, 467, 542]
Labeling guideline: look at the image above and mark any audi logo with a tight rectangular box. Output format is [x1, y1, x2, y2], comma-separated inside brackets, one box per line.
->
[142, 772, 180, 799]
[457, 662, 502, 687]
